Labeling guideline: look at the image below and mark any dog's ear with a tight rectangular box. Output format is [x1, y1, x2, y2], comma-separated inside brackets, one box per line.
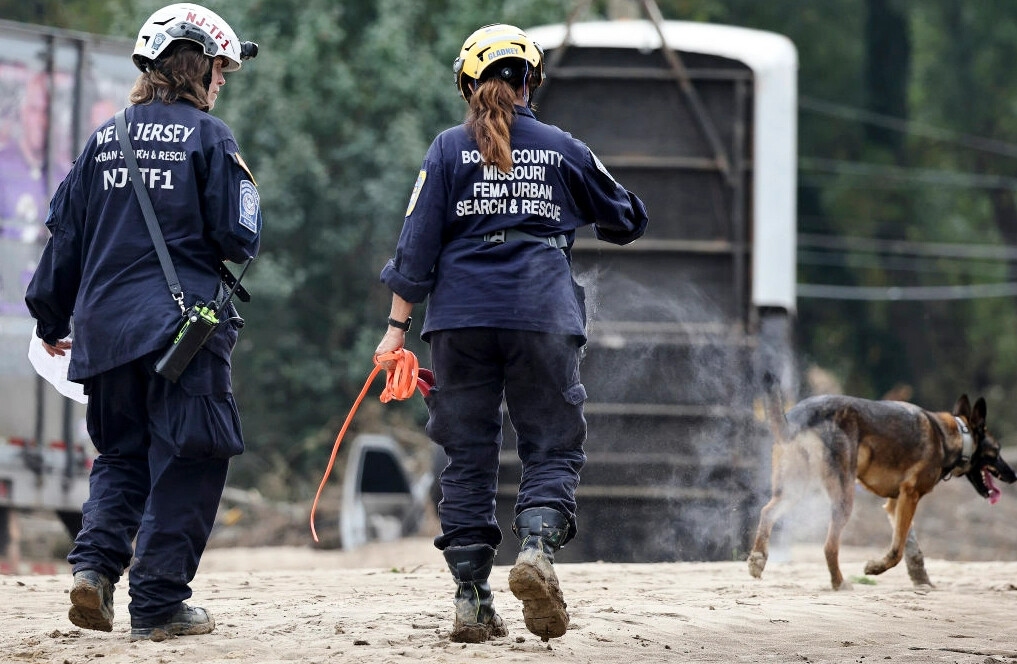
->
[953, 394, 972, 418]
[971, 397, 987, 432]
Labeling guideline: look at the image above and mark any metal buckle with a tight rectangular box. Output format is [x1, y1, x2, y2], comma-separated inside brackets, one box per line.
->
[483, 230, 507, 243]
[173, 292, 186, 315]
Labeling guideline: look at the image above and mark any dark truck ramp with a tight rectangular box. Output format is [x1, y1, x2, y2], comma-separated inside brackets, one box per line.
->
[490, 19, 798, 563]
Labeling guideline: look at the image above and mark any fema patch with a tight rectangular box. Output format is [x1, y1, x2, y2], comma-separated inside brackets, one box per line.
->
[405, 170, 426, 216]
[239, 180, 260, 234]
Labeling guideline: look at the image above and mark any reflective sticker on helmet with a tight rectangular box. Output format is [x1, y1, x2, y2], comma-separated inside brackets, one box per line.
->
[405, 170, 426, 217]
[590, 148, 617, 184]
[231, 152, 257, 186]
[486, 46, 521, 61]
[239, 180, 260, 234]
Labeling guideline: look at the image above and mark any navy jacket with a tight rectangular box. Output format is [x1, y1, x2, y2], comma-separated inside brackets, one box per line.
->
[26, 101, 261, 381]
[381, 106, 647, 342]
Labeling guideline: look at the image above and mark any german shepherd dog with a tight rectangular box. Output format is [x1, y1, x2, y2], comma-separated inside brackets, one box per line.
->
[747, 379, 1016, 590]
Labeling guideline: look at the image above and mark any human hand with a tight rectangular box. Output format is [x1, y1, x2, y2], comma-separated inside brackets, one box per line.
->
[374, 328, 405, 369]
[42, 339, 72, 357]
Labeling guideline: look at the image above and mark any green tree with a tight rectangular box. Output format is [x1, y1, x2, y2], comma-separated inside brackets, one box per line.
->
[19, 0, 1017, 483]
[0, 0, 115, 33]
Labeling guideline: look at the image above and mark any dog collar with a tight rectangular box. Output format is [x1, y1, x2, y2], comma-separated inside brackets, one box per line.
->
[952, 416, 975, 475]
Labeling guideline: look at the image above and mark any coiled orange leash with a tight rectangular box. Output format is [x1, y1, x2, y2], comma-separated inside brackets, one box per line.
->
[309, 348, 434, 542]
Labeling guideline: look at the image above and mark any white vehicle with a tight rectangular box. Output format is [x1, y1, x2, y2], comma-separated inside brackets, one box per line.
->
[0, 19, 136, 562]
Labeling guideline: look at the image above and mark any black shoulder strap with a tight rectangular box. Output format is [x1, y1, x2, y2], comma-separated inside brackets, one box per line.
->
[115, 108, 186, 314]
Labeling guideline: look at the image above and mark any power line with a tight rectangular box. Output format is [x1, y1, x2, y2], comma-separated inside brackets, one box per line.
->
[799, 96, 1017, 160]
[797, 282, 1017, 301]
[797, 250, 1009, 277]
[798, 156, 1017, 190]
[797, 177, 962, 191]
[798, 233, 1017, 261]
[789, 98, 1017, 299]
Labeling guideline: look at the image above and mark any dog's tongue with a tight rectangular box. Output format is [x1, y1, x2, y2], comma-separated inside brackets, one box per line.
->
[984, 470, 1001, 505]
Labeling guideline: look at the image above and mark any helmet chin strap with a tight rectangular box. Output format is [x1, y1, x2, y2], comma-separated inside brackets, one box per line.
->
[522, 61, 530, 107]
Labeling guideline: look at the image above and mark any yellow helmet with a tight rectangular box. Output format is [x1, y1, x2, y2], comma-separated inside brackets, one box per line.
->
[453, 24, 544, 101]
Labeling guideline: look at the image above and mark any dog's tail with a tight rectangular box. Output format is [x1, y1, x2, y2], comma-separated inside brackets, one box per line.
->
[762, 371, 791, 445]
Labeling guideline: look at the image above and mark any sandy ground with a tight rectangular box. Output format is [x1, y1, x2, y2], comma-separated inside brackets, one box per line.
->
[4, 536, 1017, 664]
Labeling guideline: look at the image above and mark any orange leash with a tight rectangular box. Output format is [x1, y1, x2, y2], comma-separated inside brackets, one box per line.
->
[309, 348, 426, 543]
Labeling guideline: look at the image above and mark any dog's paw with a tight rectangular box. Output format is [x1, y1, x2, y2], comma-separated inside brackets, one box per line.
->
[832, 578, 853, 591]
[747, 552, 767, 578]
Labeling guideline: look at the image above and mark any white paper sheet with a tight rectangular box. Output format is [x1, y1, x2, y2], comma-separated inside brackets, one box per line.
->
[27, 326, 87, 404]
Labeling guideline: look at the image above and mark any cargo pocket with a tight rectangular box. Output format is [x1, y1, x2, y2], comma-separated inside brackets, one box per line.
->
[423, 386, 451, 445]
[167, 350, 244, 459]
[202, 315, 241, 361]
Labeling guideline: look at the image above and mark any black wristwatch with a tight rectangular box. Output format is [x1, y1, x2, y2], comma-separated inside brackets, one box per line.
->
[388, 316, 412, 331]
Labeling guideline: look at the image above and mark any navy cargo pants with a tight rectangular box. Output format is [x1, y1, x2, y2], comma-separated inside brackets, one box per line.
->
[427, 328, 587, 550]
[67, 348, 243, 627]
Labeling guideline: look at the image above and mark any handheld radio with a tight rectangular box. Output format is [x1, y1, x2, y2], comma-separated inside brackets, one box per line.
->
[155, 259, 252, 382]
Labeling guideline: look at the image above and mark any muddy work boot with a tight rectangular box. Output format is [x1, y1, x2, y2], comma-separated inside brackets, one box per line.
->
[68, 570, 115, 632]
[508, 507, 570, 641]
[443, 543, 508, 643]
[130, 603, 215, 642]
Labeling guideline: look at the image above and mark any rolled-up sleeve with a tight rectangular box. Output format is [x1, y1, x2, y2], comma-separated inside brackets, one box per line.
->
[593, 188, 648, 245]
[379, 146, 448, 303]
[574, 144, 648, 246]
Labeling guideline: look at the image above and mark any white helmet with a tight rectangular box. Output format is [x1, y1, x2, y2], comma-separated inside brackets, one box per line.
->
[132, 3, 256, 73]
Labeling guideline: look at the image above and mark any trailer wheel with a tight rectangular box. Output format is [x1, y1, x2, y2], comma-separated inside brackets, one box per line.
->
[0, 507, 9, 554]
[56, 510, 83, 540]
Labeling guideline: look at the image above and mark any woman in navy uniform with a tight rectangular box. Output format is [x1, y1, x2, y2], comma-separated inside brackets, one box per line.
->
[25, 3, 260, 641]
[376, 24, 648, 643]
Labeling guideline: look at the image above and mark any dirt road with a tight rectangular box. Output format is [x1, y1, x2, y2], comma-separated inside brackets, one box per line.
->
[4, 537, 1017, 663]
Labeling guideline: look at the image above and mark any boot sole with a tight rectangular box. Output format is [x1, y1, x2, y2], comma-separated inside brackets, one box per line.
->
[450, 623, 492, 643]
[130, 616, 215, 642]
[508, 561, 568, 640]
[450, 614, 508, 643]
[69, 580, 113, 632]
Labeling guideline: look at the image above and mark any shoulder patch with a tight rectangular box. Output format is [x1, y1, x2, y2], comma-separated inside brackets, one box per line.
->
[405, 170, 427, 217]
[231, 151, 258, 186]
[590, 148, 617, 184]
[239, 180, 260, 234]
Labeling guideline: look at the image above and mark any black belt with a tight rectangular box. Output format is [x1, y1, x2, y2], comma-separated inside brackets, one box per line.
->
[475, 229, 568, 249]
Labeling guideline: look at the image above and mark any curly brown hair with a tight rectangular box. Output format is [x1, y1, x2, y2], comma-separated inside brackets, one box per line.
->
[129, 41, 212, 110]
